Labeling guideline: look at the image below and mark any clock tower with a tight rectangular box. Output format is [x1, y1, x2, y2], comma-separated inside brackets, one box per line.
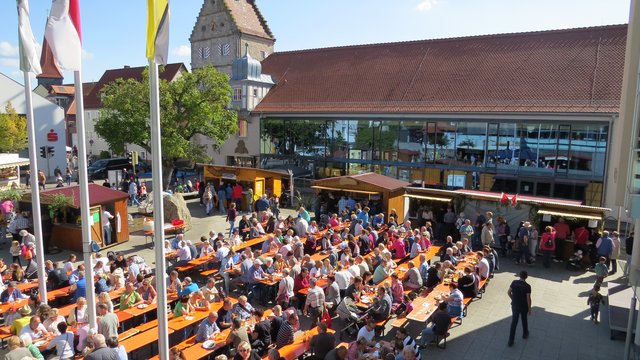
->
[190, 0, 275, 76]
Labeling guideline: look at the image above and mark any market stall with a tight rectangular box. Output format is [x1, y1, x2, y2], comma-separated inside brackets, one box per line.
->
[0, 153, 29, 189]
[200, 164, 288, 211]
[312, 172, 409, 222]
[22, 184, 129, 251]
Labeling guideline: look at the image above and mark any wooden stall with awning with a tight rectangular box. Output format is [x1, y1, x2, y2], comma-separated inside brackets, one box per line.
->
[0, 154, 29, 189]
[312, 172, 409, 222]
[21, 184, 129, 251]
[200, 164, 288, 210]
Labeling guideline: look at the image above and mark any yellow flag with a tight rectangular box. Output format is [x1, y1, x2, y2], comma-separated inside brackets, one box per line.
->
[146, 0, 169, 64]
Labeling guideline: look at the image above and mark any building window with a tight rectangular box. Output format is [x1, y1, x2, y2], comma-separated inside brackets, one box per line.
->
[260, 51, 267, 59]
[199, 46, 210, 59]
[238, 119, 248, 138]
[253, 89, 258, 97]
[201, 25, 206, 32]
[218, 43, 230, 56]
[233, 88, 242, 101]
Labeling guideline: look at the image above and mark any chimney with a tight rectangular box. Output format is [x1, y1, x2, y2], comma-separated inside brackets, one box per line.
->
[124, 65, 130, 69]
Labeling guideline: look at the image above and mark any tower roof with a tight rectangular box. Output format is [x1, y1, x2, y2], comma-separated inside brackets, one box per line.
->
[223, 0, 274, 40]
[36, 38, 63, 80]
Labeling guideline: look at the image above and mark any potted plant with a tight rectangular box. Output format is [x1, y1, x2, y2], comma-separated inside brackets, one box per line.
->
[46, 193, 73, 224]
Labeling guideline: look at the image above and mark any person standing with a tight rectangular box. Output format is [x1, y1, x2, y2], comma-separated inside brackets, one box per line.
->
[552, 217, 571, 262]
[539, 226, 556, 268]
[507, 270, 531, 347]
[610, 231, 621, 275]
[227, 202, 238, 238]
[102, 209, 114, 246]
[596, 231, 614, 270]
[217, 184, 227, 214]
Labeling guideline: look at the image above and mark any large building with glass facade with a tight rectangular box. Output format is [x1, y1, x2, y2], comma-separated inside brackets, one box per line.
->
[254, 25, 626, 207]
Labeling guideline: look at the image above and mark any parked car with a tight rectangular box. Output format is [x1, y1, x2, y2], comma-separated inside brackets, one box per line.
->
[87, 158, 131, 180]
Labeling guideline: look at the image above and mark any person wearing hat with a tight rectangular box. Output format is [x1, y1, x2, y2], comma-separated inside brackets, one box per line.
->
[9, 305, 32, 335]
[19, 229, 35, 249]
[248, 259, 266, 303]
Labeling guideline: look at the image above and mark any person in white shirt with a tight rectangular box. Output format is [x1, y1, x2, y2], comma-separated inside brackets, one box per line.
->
[276, 268, 294, 308]
[347, 258, 361, 278]
[20, 316, 49, 341]
[102, 209, 114, 246]
[45, 322, 75, 360]
[200, 238, 214, 258]
[476, 252, 490, 280]
[177, 241, 192, 265]
[334, 264, 353, 292]
[357, 318, 377, 347]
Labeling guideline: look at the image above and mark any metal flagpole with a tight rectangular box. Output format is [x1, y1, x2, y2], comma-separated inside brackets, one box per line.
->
[74, 69, 97, 329]
[22, 72, 47, 304]
[149, 60, 170, 359]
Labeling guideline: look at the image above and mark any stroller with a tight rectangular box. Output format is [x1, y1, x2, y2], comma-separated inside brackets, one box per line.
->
[566, 250, 587, 271]
[337, 297, 365, 340]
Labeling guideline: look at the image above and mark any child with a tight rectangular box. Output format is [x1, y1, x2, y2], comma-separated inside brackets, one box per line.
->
[594, 256, 609, 286]
[9, 240, 21, 266]
[587, 284, 606, 323]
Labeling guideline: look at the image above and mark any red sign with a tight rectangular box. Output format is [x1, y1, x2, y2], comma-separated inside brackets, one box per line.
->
[47, 129, 58, 142]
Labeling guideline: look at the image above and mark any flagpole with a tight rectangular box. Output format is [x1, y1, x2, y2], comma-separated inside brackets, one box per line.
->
[74, 69, 97, 329]
[22, 71, 47, 304]
[149, 59, 169, 359]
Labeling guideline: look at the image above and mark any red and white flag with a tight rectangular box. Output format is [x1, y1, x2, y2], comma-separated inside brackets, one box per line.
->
[44, 0, 82, 71]
[511, 194, 518, 207]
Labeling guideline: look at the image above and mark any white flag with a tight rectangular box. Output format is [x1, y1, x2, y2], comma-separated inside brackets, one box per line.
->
[16, 0, 42, 74]
[45, 0, 82, 71]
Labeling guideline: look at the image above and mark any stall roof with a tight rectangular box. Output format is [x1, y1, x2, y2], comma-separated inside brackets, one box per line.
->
[37, 184, 128, 208]
[0, 154, 30, 170]
[314, 173, 410, 192]
[199, 164, 289, 178]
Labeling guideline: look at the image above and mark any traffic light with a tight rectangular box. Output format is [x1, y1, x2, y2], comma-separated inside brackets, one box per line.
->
[47, 146, 55, 158]
[131, 151, 138, 166]
[39, 146, 46, 158]
[126, 151, 132, 163]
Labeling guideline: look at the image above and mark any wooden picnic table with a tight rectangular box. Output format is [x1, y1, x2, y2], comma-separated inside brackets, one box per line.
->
[270, 327, 336, 360]
[120, 327, 176, 353]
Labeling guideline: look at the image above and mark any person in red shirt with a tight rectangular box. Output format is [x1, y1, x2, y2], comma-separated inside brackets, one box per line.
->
[574, 225, 590, 254]
[552, 217, 571, 262]
[232, 183, 244, 211]
[293, 267, 310, 308]
[539, 226, 556, 268]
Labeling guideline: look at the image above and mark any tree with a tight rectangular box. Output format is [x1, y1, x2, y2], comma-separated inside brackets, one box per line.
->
[0, 102, 27, 153]
[95, 65, 238, 189]
[261, 119, 328, 156]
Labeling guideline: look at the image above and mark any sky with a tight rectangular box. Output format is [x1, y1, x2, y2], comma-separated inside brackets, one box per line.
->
[0, 0, 632, 84]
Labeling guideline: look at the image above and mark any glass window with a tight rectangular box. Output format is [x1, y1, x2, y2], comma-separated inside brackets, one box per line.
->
[233, 88, 242, 101]
[237, 119, 248, 138]
[398, 121, 426, 164]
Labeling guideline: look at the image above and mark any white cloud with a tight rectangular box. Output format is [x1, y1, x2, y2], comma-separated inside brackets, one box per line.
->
[171, 45, 191, 57]
[416, 0, 438, 11]
[82, 49, 94, 61]
[0, 42, 19, 57]
[0, 58, 19, 67]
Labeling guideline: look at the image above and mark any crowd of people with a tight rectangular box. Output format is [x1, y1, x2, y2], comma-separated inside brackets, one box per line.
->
[0, 188, 628, 360]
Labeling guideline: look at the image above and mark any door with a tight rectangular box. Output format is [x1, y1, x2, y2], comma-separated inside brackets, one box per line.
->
[90, 206, 103, 245]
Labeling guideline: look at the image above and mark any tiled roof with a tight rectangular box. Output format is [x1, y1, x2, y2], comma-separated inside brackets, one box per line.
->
[257, 25, 626, 114]
[60, 83, 96, 116]
[223, 0, 274, 40]
[41, 183, 128, 208]
[50, 85, 74, 95]
[84, 63, 186, 109]
[36, 38, 62, 80]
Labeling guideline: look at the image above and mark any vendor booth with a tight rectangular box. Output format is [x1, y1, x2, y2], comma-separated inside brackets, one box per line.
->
[404, 186, 610, 259]
[312, 172, 409, 222]
[201, 164, 288, 211]
[0, 154, 29, 189]
[22, 184, 129, 251]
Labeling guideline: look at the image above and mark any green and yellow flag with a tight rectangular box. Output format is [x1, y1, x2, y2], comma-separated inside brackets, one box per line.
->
[146, 0, 169, 64]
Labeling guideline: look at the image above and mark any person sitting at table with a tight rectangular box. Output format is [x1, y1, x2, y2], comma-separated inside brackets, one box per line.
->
[45, 321, 74, 360]
[420, 301, 450, 347]
[20, 315, 49, 341]
[68, 297, 89, 352]
[356, 318, 377, 347]
[70, 270, 87, 304]
[175, 240, 192, 266]
[106, 337, 127, 360]
[346, 338, 368, 360]
[293, 266, 310, 294]
[250, 309, 272, 356]
[200, 236, 214, 258]
[195, 311, 221, 343]
[232, 295, 255, 321]
[345, 276, 364, 302]
[84, 334, 114, 360]
[441, 247, 458, 266]
[190, 290, 210, 311]
[173, 294, 194, 318]
[235, 340, 262, 360]
[96, 292, 114, 314]
[275, 312, 298, 348]
[308, 220, 320, 235]
[201, 277, 220, 303]
[226, 317, 250, 349]
[458, 266, 478, 299]
[372, 259, 391, 285]
[4, 336, 33, 360]
[43, 308, 65, 336]
[19, 333, 45, 360]
[94, 274, 110, 295]
[217, 298, 234, 330]
[475, 252, 490, 280]
[167, 270, 183, 294]
[390, 273, 404, 305]
[0, 281, 27, 303]
[179, 276, 199, 297]
[370, 286, 392, 322]
[248, 259, 266, 303]
[169, 346, 186, 360]
[9, 263, 26, 283]
[119, 282, 143, 311]
[443, 282, 464, 318]
[138, 278, 157, 304]
[402, 262, 423, 291]
[304, 235, 318, 256]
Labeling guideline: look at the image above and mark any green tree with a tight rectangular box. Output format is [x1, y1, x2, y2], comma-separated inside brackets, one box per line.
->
[354, 123, 398, 151]
[0, 102, 27, 153]
[261, 119, 327, 156]
[95, 66, 238, 189]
